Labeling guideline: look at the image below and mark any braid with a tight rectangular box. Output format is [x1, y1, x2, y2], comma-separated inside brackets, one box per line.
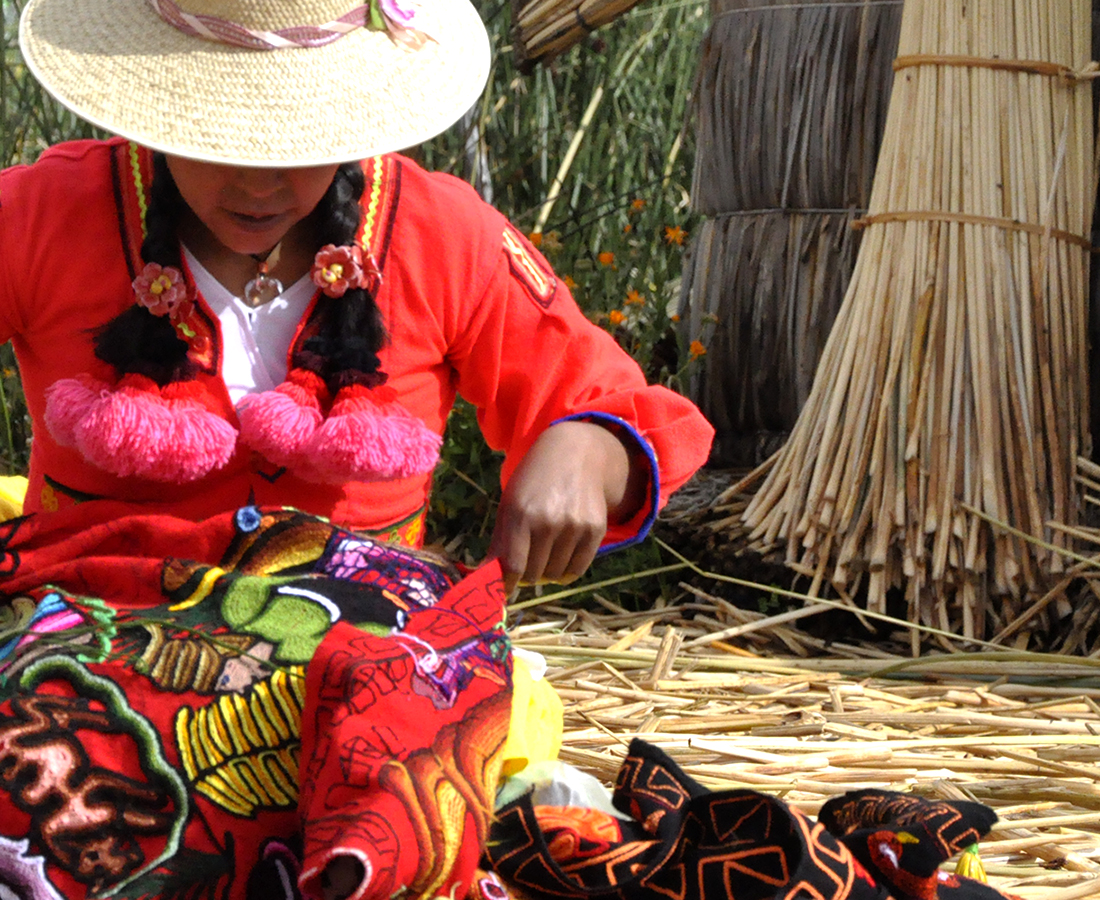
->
[141, 154, 187, 270]
[94, 153, 195, 385]
[295, 162, 388, 392]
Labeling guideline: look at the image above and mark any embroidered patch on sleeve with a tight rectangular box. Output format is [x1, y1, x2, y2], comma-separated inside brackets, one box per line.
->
[502, 225, 557, 310]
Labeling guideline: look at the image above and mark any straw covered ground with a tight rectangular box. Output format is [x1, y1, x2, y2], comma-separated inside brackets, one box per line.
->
[510, 597, 1100, 898]
[506, 472, 1100, 900]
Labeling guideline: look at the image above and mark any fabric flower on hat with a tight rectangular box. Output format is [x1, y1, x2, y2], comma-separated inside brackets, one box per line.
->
[374, 0, 438, 45]
[312, 244, 366, 298]
[133, 263, 190, 318]
[380, 0, 420, 29]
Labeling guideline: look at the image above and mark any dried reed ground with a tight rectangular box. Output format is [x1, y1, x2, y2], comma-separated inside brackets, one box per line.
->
[510, 597, 1100, 898]
[507, 469, 1100, 899]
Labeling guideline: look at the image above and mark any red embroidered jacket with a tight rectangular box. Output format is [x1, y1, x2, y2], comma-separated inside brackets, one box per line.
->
[0, 139, 713, 545]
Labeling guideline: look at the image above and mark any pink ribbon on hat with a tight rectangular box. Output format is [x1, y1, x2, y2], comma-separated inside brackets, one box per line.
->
[146, 0, 434, 50]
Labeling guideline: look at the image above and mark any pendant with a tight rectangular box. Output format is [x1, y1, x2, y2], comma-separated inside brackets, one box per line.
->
[243, 273, 284, 308]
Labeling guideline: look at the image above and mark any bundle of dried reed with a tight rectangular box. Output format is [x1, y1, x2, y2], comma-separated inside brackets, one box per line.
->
[510, 0, 645, 68]
[691, 0, 900, 214]
[680, 211, 864, 465]
[680, 0, 900, 464]
[740, 0, 1095, 642]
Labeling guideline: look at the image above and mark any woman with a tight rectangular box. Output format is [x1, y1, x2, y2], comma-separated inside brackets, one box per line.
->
[2, 0, 714, 592]
[0, 0, 712, 897]
[0, 3, 1018, 900]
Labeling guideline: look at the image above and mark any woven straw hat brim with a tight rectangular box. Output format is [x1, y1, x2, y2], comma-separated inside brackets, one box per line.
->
[19, 0, 490, 166]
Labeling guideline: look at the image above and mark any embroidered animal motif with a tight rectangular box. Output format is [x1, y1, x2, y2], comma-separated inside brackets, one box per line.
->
[157, 506, 462, 667]
[0, 693, 174, 893]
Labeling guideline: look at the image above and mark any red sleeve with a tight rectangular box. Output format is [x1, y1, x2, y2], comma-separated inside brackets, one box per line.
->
[443, 215, 714, 547]
[0, 162, 31, 344]
[0, 140, 127, 353]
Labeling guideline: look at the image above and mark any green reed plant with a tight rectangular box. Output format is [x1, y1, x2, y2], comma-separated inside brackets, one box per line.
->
[2, 0, 99, 167]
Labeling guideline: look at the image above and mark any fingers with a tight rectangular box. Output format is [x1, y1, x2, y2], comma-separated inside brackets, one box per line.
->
[542, 525, 602, 585]
[489, 508, 605, 593]
[488, 513, 528, 596]
[485, 421, 628, 592]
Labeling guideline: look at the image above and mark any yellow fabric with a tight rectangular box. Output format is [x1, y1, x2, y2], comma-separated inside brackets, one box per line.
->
[502, 652, 564, 778]
[0, 475, 27, 520]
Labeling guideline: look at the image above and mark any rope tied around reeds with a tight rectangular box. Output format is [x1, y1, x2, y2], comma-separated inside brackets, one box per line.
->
[713, 0, 903, 18]
[850, 211, 1094, 253]
[893, 54, 1100, 83]
[855, 50, 1099, 252]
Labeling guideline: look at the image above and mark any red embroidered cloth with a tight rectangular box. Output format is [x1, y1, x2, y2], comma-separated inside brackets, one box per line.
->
[0, 503, 1020, 900]
[0, 502, 512, 900]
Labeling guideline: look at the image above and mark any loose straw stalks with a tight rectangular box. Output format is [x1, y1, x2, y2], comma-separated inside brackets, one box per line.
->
[512, 599, 1100, 895]
[741, 0, 1095, 640]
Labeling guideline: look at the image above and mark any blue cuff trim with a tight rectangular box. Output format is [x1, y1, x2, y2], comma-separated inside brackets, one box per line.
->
[551, 412, 660, 554]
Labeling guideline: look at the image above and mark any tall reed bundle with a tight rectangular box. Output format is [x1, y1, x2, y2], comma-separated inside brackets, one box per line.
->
[691, 0, 900, 213]
[681, 0, 900, 465]
[741, 0, 1096, 642]
[680, 211, 864, 464]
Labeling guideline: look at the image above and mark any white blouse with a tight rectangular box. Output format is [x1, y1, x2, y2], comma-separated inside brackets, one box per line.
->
[183, 246, 315, 404]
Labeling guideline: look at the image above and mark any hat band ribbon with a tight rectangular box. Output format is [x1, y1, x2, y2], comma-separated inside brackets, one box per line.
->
[147, 0, 375, 49]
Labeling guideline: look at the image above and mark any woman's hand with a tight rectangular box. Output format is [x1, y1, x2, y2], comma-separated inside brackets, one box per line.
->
[487, 420, 646, 594]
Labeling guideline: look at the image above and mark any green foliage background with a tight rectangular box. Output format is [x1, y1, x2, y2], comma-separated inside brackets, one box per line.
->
[1, 0, 708, 590]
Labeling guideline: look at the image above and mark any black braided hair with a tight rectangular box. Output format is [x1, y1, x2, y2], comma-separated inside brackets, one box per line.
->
[94, 153, 196, 386]
[294, 161, 389, 393]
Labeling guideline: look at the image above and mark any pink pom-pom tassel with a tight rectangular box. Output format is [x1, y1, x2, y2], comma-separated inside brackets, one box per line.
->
[161, 400, 239, 482]
[237, 391, 323, 467]
[50, 374, 237, 482]
[44, 375, 106, 448]
[297, 385, 441, 483]
[237, 370, 327, 468]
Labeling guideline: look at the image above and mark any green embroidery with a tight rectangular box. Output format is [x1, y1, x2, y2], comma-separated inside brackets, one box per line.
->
[219, 574, 335, 663]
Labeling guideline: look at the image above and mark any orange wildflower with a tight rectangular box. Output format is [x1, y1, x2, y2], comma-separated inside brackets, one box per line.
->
[528, 231, 543, 247]
[664, 225, 687, 246]
[597, 251, 615, 267]
[689, 340, 706, 359]
[608, 309, 626, 325]
[623, 223, 633, 234]
[562, 275, 577, 290]
[625, 289, 645, 306]
[630, 198, 646, 212]
[670, 314, 681, 323]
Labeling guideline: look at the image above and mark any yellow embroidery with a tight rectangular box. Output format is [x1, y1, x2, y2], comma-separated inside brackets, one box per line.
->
[502, 226, 554, 305]
[128, 142, 148, 239]
[175, 668, 305, 816]
[168, 566, 226, 612]
[40, 483, 59, 513]
[360, 156, 386, 257]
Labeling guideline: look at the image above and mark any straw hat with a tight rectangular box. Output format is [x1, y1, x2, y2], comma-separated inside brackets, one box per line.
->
[19, 0, 491, 166]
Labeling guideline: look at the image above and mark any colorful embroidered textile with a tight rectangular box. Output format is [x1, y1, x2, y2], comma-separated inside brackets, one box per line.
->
[0, 504, 1019, 900]
[0, 502, 511, 900]
[489, 739, 1018, 900]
